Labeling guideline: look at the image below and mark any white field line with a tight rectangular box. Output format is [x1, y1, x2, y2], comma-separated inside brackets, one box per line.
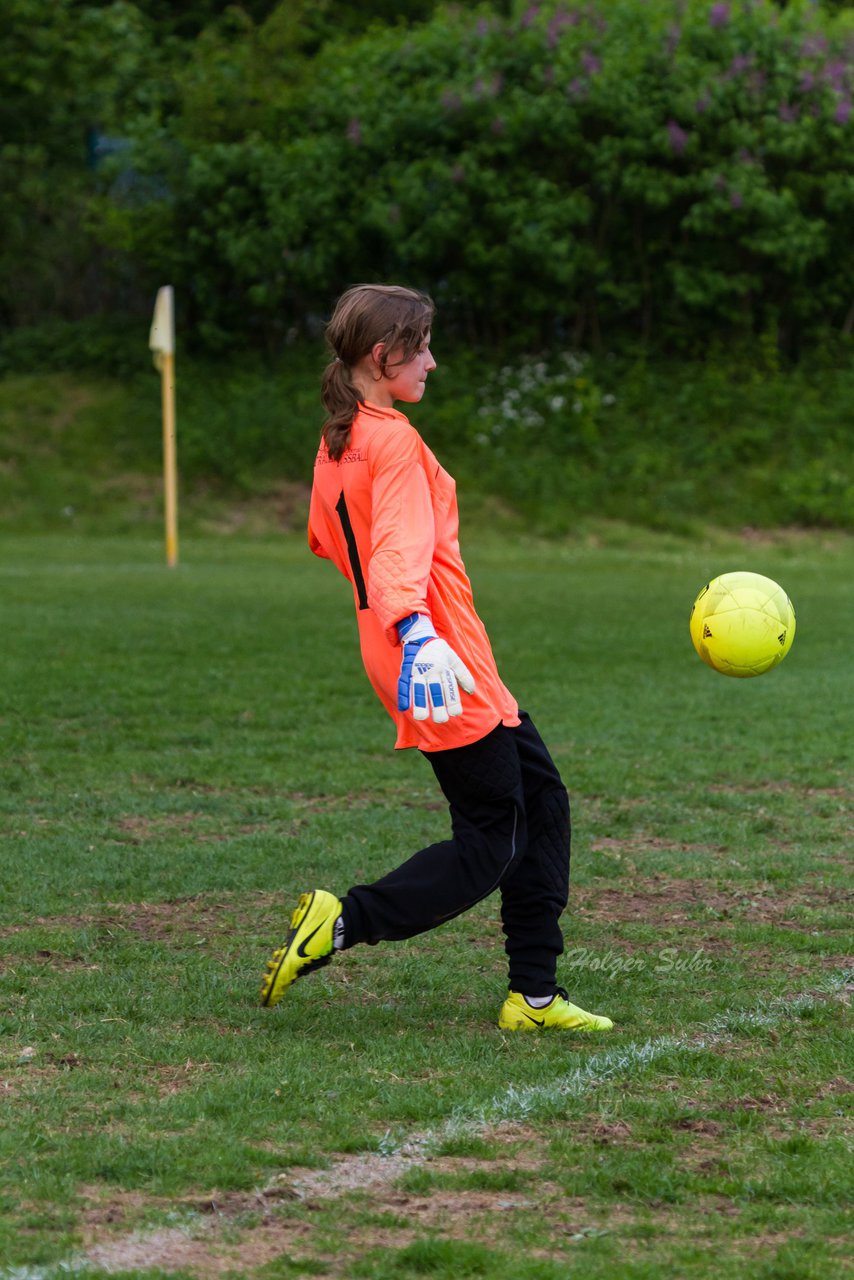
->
[2, 971, 850, 1280]
[385, 969, 853, 1152]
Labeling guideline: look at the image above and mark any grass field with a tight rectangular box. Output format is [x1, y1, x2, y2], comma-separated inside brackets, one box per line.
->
[1, 528, 851, 1279]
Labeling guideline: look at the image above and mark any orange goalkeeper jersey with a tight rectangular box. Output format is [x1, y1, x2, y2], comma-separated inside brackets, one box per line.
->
[308, 400, 520, 752]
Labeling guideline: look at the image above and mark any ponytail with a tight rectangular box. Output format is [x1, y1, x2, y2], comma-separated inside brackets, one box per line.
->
[321, 359, 360, 461]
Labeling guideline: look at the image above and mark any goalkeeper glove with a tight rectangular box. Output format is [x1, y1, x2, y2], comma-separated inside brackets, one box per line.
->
[396, 613, 476, 724]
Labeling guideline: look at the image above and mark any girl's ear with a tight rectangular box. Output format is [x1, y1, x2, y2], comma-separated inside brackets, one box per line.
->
[369, 341, 386, 372]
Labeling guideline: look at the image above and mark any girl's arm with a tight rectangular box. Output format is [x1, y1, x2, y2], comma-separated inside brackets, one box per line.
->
[367, 426, 434, 644]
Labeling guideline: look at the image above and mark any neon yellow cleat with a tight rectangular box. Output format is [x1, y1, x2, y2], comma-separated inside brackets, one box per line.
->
[498, 988, 614, 1032]
[260, 889, 342, 1008]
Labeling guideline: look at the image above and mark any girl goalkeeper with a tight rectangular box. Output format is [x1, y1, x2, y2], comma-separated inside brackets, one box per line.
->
[260, 283, 613, 1034]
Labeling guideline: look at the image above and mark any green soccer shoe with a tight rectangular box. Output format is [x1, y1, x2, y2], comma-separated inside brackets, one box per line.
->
[498, 988, 614, 1033]
[260, 889, 342, 1008]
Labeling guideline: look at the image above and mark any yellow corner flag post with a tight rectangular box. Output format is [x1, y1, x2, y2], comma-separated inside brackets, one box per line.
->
[149, 286, 178, 567]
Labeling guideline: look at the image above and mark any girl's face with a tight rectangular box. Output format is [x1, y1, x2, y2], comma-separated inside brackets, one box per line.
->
[357, 334, 437, 407]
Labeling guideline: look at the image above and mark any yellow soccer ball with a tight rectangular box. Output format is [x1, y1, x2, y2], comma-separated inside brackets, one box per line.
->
[690, 571, 796, 678]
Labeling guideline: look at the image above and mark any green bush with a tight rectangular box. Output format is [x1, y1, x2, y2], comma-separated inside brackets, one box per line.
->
[107, 0, 854, 355]
[4, 0, 852, 358]
[0, 317, 146, 379]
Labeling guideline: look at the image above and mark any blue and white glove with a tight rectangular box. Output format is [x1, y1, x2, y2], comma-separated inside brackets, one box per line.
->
[396, 613, 476, 724]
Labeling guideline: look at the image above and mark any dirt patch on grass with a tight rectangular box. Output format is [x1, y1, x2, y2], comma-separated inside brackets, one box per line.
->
[271, 1123, 544, 1203]
[150, 1059, 220, 1098]
[592, 836, 724, 857]
[79, 1183, 325, 1276]
[195, 480, 310, 536]
[707, 781, 852, 800]
[71, 1125, 575, 1274]
[117, 896, 261, 942]
[563, 1117, 638, 1148]
[85, 1218, 315, 1279]
[0, 948, 102, 974]
[575, 877, 853, 928]
[72, 1174, 834, 1277]
[713, 1093, 789, 1115]
[812, 1075, 854, 1099]
[75, 1171, 542, 1278]
[0, 892, 278, 945]
[112, 813, 284, 845]
[74, 1167, 636, 1277]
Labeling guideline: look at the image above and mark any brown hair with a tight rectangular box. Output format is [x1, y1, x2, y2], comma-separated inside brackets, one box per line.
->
[320, 284, 435, 460]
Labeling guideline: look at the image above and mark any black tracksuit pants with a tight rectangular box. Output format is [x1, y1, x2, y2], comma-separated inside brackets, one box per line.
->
[340, 712, 570, 996]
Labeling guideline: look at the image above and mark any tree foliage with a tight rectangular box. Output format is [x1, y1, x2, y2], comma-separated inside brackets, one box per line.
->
[0, 0, 162, 324]
[3, 0, 853, 356]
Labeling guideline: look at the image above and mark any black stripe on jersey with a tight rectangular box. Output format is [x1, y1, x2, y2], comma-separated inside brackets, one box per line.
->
[335, 491, 369, 610]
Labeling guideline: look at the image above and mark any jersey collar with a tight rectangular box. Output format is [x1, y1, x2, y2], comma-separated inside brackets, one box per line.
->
[360, 399, 409, 421]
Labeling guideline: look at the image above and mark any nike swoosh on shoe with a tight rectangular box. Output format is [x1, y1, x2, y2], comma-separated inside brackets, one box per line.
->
[296, 924, 324, 959]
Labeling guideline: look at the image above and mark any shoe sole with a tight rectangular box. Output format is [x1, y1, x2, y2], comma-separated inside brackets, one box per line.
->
[499, 1017, 614, 1032]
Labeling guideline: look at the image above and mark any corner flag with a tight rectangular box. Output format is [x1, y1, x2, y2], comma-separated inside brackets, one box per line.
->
[149, 287, 178, 567]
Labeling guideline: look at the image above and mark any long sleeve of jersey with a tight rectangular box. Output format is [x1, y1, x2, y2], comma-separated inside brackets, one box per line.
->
[367, 424, 434, 641]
